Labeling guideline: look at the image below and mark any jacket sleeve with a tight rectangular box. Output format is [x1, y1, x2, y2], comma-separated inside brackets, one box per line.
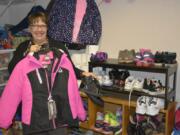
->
[8, 40, 30, 74]
[60, 54, 86, 121]
[0, 65, 23, 129]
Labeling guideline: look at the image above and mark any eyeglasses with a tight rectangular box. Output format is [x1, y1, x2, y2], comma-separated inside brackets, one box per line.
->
[30, 25, 47, 29]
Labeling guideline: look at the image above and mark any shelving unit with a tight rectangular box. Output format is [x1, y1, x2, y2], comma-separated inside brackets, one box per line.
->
[80, 58, 177, 135]
[0, 49, 15, 134]
[89, 58, 177, 108]
[0, 49, 15, 95]
[80, 92, 176, 135]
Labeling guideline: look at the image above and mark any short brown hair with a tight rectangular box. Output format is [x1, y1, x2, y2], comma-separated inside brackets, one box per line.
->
[28, 12, 48, 25]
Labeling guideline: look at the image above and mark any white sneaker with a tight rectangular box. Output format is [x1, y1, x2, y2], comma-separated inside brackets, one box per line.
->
[146, 97, 164, 116]
[136, 96, 147, 115]
[124, 76, 135, 91]
[133, 78, 144, 91]
[101, 75, 113, 86]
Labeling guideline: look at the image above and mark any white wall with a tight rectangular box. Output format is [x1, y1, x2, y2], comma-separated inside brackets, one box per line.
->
[97, 0, 180, 101]
[0, 5, 10, 25]
[1, 0, 180, 101]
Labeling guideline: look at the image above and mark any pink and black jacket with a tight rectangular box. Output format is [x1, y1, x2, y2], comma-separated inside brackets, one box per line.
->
[0, 48, 86, 134]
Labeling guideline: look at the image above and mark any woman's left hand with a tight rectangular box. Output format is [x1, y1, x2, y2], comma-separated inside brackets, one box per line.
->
[81, 71, 97, 79]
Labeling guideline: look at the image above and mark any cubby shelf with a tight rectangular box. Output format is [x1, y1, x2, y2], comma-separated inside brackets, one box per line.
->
[80, 92, 176, 135]
[80, 58, 177, 135]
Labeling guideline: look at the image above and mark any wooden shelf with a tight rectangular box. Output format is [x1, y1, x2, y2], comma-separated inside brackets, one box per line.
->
[80, 92, 176, 135]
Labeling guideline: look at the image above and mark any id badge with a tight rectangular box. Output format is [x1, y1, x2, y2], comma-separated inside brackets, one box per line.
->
[47, 98, 57, 120]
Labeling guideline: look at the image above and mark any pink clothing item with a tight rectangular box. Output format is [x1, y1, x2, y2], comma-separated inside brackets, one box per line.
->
[39, 51, 54, 65]
[72, 0, 87, 42]
[0, 52, 86, 129]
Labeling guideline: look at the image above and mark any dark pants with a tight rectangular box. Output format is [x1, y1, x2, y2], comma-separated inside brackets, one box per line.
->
[26, 127, 68, 135]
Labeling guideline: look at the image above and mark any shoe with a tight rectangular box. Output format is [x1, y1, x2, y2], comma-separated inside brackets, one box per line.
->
[136, 96, 147, 115]
[142, 51, 154, 67]
[102, 112, 113, 134]
[134, 52, 143, 66]
[94, 112, 104, 131]
[146, 97, 164, 116]
[118, 50, 127, 63]
[154, 51, 177, 65]
[116, 107, 122, 124]
[118, 49, 135, 63]
[102, 75, 113, 86]
[124, 49, 135, 63]
[150, 115, 165, 133]
[142, 78, 165, 95]
[127, 114, 146, 135]
[133, 78, 144, 91]
[118, 70, 130, 88]
[124, 76, 135, 91]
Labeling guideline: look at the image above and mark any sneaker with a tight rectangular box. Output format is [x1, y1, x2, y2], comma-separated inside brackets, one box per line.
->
[118, 49, 135, 63]
[133, 78, 144, 91]
[134, 52, 143, 66]
[118, 50, 127, 63]
[124, 76, 135, 91]
[127, 114, 146, 135]
[94, 112, 104, 131]
[136, 96, 148, 115]
[143, 78, 165, 95]
[118, 70, 130, 89]
[146, 97, 164, 116]
[124, 49, 135, 63]
[102, 112, 113, 134]
[154, 51, 177, 65]
[142, 51, 154, 67]
[102, 75, 113, 86]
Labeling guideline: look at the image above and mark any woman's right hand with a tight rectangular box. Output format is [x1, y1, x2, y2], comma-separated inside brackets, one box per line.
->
[29, 44, 41, 52]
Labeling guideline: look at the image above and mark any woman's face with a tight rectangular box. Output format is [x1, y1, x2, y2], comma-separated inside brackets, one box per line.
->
[29, 18, 47, 44]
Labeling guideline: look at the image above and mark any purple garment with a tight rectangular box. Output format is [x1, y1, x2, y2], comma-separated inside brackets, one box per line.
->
[48, 0, 102, 45]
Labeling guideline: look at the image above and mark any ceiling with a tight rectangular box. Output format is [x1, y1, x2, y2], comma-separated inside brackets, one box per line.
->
[0, 0, 32, 5]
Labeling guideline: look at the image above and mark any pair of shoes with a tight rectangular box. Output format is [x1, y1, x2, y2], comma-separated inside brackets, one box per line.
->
[102, 112, 121, 134]
[135, 49, 154, 67]
[142, 78, 165, 95]
[127, 114, 146, 135]
[154, 51, 176, 64]
[109, 69, 130, 88]
[124, 76, 144, 91]
[136, 96, 164, 116]
[118, 49, 135, 63]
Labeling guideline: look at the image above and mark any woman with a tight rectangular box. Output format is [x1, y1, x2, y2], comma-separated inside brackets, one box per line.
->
[8, 14, 95, 79]
[1, 12, 86, 135]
